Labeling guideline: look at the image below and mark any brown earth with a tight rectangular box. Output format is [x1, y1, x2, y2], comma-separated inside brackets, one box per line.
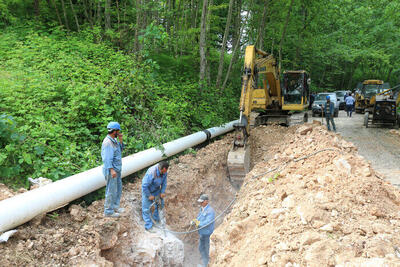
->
[1, 123, 400, 266]
[0, 132, 240, 266]
[210, 124, 400, 266]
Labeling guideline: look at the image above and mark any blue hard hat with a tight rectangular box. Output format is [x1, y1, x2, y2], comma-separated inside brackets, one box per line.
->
[326, 95, 330, 100]
[107, 121, 121, 131]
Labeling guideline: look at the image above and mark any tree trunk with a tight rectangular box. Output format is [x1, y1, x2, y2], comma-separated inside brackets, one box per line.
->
[50, 0, 63, 27]
[199, 0, 208, 90]
[116, 0, 120, 30]
[134, 0, 141, 53]
[294, 2, 307, 68]
[257, 0, 268, 48]
[278, 0, 295, 71]
[271, 34, 274, 55]
[194, 0, 200, 28]
[340, 62, 347, 89]
[82, 0, 93, 27]
[60, 0, 70, 30]
[319, 65, 327, 88]
[347, 62, 359, 89]
[97, 0, 102, 25]
[231, 0, 242, 52]
[205, 0, 213, 86]
[174, 0, 182, 57]
[69, 0, 80, 32]
[215, 0, 234, 89]
[34, 0, 40, 17]
[221, 1, 251, 91]
[105, 0, 111, 30]
[386, 67, 393, 82]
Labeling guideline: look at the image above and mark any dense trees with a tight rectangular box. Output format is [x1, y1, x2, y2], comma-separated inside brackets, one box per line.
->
[1, 0, 399, 89]
[1, 0, 399, 186]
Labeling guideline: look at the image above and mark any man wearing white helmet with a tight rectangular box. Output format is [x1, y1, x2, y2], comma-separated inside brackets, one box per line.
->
[191, 194, 215, 267]
[101, 121, 124, 217]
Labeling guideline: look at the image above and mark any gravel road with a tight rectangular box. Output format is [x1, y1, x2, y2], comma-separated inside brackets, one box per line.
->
[314, 110, 400, 188]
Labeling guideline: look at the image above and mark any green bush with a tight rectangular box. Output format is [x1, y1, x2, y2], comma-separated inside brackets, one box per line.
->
[0, 25, 238, 192]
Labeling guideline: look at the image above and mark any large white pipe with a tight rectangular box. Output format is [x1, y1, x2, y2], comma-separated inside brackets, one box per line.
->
[0, 120, 238, 232]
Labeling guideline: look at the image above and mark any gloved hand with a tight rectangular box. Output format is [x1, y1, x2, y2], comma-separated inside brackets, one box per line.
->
[190, 219, 200, 227]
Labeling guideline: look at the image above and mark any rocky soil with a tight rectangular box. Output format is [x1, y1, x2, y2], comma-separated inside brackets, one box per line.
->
[1, 122, 400, 266]
[0, 133, 239, 266]
[211, 123, 400, 266]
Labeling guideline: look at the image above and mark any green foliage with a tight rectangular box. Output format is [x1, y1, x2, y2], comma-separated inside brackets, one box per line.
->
[46, 212, 59, 220]
[268, 172, 281, 183]
[0, 25, 238, 193]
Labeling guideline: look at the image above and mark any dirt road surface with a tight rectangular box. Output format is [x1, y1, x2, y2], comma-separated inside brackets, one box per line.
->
[319, 110, 400, 188]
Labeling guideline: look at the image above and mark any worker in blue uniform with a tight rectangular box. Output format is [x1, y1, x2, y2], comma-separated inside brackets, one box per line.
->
[192, 194, 215, 267]
[101, 121, 124, 218]
[141, 161, 169, 231]
[324, 95, 337, 131]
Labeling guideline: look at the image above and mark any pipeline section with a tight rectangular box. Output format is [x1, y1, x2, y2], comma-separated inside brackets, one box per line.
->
[0, 120, 238, 233]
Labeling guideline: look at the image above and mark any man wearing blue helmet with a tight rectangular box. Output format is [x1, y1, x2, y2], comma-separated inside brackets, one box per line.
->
[101, 121, 124, 217]
[324, 95, 336, 131]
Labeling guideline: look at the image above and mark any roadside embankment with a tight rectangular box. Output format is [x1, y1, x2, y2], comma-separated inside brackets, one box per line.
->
[211, 124, 400, 266]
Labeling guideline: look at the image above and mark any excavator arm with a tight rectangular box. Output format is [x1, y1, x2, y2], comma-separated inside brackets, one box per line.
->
[236, 46, 281, 141]
[228, 46, 281, 185]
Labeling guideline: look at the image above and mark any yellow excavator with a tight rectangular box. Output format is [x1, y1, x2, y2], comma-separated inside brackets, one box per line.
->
[355, 80, 388, 113]
[364, 84, 400, 128]
[227, 45, 310, 185]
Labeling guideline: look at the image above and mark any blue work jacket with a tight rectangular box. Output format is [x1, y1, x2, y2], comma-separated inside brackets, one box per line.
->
[324, 101, 335, 117]
[101, 135, 124, 175]
[197, 204, 215, 236]
[141, 163, 168, 198]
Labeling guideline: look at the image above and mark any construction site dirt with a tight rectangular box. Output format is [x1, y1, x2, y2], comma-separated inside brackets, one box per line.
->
[1, 113, 400, 266]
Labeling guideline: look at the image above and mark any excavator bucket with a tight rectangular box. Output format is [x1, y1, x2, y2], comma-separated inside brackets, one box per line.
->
[227, 146, 250, 188]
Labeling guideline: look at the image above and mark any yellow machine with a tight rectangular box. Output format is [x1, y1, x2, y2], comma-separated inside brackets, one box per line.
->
[227, 45, 310, 184]
[364, 84, 400, 128]
[355, 80, 385, 113]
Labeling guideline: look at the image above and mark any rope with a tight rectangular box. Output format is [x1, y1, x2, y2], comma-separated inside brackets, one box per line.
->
[150, 196, 237, 235]
[147, 149, 339, 235]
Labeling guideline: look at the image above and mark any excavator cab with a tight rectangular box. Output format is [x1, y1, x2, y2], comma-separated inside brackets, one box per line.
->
[355, 80, 385, 113]
[282, 71, 310, 111]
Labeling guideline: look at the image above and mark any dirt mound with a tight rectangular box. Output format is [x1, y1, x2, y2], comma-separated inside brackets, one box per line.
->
[210, 124, 400, 266]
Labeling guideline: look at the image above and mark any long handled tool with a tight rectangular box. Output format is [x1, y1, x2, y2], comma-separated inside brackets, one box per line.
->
[151, 196, 166, 237]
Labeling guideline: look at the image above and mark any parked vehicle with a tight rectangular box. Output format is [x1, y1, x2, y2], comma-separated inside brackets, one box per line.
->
[335, 90, 348, 110]
[312, 92, 339, 117]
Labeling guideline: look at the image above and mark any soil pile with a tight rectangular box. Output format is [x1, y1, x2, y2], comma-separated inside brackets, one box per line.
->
[211, 124, 400, 266]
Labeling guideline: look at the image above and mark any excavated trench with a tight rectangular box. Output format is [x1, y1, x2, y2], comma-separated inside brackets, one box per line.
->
[2, 118, 400, 266]
[0, 125, 294, 266]
[98, 125, 293, 266]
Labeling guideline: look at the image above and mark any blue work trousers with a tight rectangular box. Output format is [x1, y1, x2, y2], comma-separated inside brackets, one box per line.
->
[346, 104, 353, 117]
[142, 192, 164, 230]
[104, 172, 122, 215]
[326, 115, 336, 132]
[199, 234, 211, 267]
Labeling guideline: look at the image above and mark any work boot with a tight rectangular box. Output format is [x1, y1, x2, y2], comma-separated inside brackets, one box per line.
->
[104, 212, 120, 218]
[114, 208, 125, 213]
[146, 227, 157, 233]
